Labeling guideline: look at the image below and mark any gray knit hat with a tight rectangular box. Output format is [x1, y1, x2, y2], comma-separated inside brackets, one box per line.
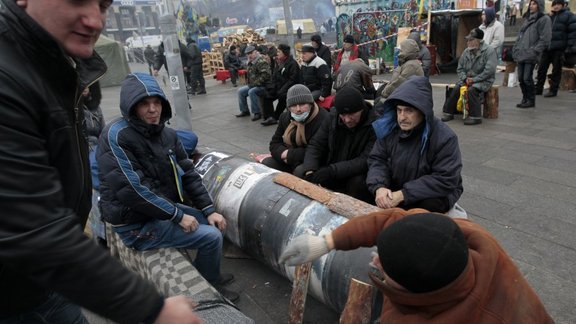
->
[286, 84, 314, 107]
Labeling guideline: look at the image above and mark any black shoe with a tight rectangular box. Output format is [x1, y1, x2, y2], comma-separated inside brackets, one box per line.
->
[260, 117, 278, 126]
[232, 83, 238, 87]
[517, 101, 535, 108]
[516, 100, 526, 107]
[535, 89, 543, 96]
[217, 273, 235, 286]
[441, 114, 454, 122]
[197, 91, 207, 95]
[251, 113, 261, 121]
[463, 118, 482, 125]
[215, 286, 240, 302]
[543, 91, 557, 98]
[236, 112, 250, 117]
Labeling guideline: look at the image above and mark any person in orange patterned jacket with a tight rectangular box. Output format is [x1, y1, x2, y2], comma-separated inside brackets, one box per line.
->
[280, 209, 553, 323]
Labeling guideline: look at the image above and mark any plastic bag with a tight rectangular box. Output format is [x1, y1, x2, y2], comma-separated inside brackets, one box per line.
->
[456, 85, 467, 112]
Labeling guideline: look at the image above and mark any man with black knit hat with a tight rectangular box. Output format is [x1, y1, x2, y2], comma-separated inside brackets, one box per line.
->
[262, 84, 328, 172]
[279, 209, 553, 323]
[300, 44, 332, 102]
[333, 34, 369, 73]
[370, 76, 463, 213]
[297, 86, 377, 203]
[311, 34, 332, 70]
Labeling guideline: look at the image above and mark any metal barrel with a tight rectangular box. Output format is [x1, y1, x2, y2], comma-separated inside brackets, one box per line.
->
[196, 152, 375, 312]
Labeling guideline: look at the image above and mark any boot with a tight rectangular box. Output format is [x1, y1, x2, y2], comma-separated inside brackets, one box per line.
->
[517, 101, 535, 108]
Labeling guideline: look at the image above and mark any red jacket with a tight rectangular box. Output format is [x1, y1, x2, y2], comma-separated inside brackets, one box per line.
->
[332, 209, 553, 323]
[333, 44, 363, 73]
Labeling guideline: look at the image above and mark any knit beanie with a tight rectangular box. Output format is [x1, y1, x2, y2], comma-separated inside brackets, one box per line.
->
[344, 34, 355, 44]
[377, 213, 469, 293]
[278, 44, 291, 56]
[333, 87, 366, 114]
[286, 84, 314, 107]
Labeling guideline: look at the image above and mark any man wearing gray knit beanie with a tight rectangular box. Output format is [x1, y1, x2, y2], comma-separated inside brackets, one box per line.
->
[295, 86, 377, 203]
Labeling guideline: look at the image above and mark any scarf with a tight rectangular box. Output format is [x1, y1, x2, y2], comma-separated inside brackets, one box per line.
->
[282, 104, 320, 148]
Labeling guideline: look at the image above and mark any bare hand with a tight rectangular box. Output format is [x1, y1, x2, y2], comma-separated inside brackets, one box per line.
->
[375, 187, 393, 209]
[16, 0, 27, 8]
[466, 77, 474, 86]
[207, 212, 227, 231]
[179, 214, 199, 233]
[318, 96, 325, 102]
[154, 295, 202, 324]
[281, 150, 288, 163]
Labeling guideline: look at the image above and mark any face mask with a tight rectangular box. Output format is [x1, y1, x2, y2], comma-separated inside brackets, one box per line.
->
[291, 110, 310, 122]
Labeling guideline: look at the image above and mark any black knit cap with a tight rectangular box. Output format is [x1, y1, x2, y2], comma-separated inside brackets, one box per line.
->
[377, 213, 469, 293]
[333, 87, 366, 114]
[278, 43, 291, 56]
[311, 34, 322, 43]
[344, 34, 355, 44]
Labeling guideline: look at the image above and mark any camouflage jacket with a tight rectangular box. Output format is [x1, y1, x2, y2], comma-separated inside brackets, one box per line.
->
[247, 55, 271, 88]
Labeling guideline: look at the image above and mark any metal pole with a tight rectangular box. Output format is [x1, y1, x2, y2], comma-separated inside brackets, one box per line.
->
[282, 0, 295, 55]
[159, 0, 193, 131]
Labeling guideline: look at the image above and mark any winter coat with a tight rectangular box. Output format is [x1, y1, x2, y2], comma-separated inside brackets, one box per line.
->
[331, 209, 554, 324]
[300, 104, 377, 180]
[568, 12, 576, 54]
[333, 59, 376, 97]
[369, 76, 463, 209]
[300, 55, 333, 97]
[315, 43, 333, 69]
[187, 41, 203, 65]
[480, 20, 505, 50]
[268, 104, 329, 168]
[0, 1, 163, 322]
[225, 51, 242, 69]
[333, 44, 369, 73]
[457, 41, 497, 92]
[144, 46, 156, 64]
[271, 55, 301, 97]
[247, 54, 272, 88]
[513, 0, 552, 63]
[97, 73, 215, 226]
[407, 32, 432, 77]
[381, 39, 424, 98]
[547, 8, 572, 51]
[153, 41, 193, 71]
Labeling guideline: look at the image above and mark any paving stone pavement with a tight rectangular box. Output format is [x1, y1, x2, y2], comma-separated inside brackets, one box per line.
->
[97, 62, 576, 323]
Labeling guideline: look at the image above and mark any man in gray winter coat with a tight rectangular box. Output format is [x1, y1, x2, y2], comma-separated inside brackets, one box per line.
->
[513, 0, 551, 108]
[442, 28, 497, 125]
[380, 39, 424, 99]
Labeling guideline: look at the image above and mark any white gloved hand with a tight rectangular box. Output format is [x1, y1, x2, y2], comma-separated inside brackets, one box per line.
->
[279, 234, 330, 266]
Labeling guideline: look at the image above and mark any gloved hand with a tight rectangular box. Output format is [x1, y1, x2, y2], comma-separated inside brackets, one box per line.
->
[308, 167, 332, 184]
[279, 234, 330, 266]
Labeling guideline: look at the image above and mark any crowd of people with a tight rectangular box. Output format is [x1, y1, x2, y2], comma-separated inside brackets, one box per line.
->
[1, 0, 569, 322]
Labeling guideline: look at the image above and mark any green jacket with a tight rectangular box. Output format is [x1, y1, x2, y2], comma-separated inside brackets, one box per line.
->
[457, 41, 497, 93]
[247, 54, 271, 88]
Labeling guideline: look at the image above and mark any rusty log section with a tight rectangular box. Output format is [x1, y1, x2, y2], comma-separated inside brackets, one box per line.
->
[287, 263, 312, 324]
[339, 278, 375, 324]
[273, 173, 381, 219]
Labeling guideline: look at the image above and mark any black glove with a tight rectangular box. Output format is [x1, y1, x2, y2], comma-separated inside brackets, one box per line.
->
[308, 167, 332, 184]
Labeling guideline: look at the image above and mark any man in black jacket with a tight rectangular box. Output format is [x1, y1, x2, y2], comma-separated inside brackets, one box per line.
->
[369, 76, 463, 212]
[97, 73, 238, 302]
[297, 86, 376, 203]
[535, 0, 573, 97]
[311, 34, 332, 70]
[300, 45, 332, 102]
[0, 0, 200, 322]
[186, 37, 206, 95]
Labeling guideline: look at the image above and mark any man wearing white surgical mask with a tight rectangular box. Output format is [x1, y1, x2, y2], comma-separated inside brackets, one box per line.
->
[262, 84, 329, 174]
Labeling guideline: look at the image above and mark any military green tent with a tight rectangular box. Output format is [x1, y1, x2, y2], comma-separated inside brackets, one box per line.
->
[95, 35, 131, 87]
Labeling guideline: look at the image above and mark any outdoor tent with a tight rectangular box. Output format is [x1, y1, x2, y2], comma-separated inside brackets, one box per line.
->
[95, 35, 131, 87]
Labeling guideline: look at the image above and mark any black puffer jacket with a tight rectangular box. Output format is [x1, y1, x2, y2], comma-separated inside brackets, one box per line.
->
[300, 104, 377, 179]
[97, 73, 215, 226]
[271, 55, 301, 97]
[300, 55, 333, 97]
[368, 76, 463, 208]
[567, 12, 576, 54]
[548, 8, 572, 51]
[0, 1, 163, 322]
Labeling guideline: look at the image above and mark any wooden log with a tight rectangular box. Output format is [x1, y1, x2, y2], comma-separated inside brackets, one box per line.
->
[560, 67, 576, 91]
[340, 278, 375, 324]
[483, 86, 499, 119]
[287, 263, 312, 324]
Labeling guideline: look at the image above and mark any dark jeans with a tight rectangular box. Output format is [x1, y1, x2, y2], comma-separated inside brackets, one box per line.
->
[536, 50, 565, 94]
[262, 156, 306, 175]
[189, 64, 206, 93]
[294, 169, 372, 203]
[262, 93, 287, 120]
[518, 62, 536, 102]
[443, 85, 483, 119]
[0, 292, 88, 324]
[400, 197, 450, 213]
[229, 68, 239, 85]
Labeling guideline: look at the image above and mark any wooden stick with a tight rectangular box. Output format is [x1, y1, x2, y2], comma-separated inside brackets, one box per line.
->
[340, 278, 375, 324]
[287, 263, 312, 324]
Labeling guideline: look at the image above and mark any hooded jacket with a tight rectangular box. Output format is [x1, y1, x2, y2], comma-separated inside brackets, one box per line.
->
[0, 1, 163, 322]
[330, 208, 554, 324]
[381, 39, 424, 99]
[547, 7, 572, 51]
[407, 32, 432, 77]
[333, 59, 376, 97]
[97, 73, 215, 226]
[513, 0, 552, 63]
[457, 41, 497, 92]
[480, 7, 505, 50]
[369, 77, 463, 209]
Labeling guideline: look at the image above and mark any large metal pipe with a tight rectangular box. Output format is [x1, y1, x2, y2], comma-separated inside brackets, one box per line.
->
[196, 152, 376, 312]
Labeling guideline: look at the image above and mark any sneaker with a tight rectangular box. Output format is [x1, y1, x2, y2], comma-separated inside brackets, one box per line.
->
[236, 112, 250, 117]
[215, 286, 240, 302]
[251, 113, 262, 121]
[441, 114, 454, 122]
